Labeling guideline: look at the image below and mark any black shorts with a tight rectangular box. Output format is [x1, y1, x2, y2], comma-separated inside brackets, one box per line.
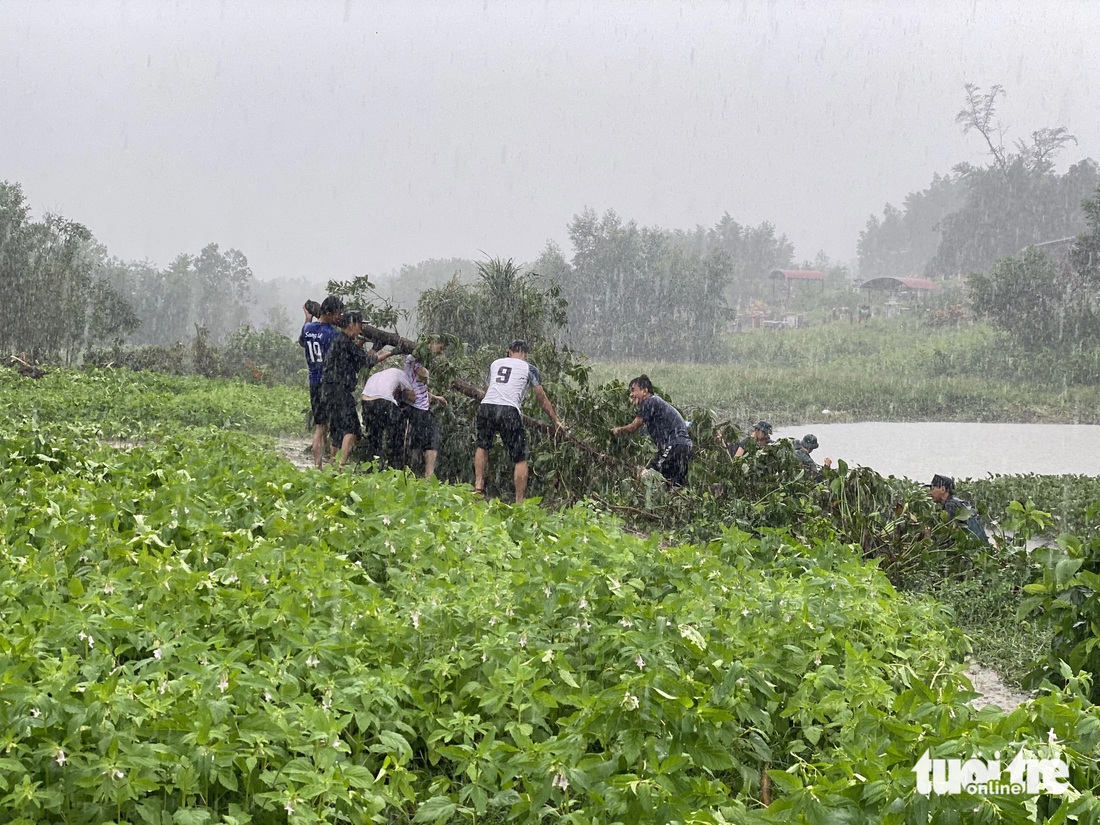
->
[406, 407, 441, 452]
[309, 384, 328, 426]
[476, 403, 527, 463]
[361, 398, 405, 465]
[648, 443, 692, 487]
[326, 394, 362, 445]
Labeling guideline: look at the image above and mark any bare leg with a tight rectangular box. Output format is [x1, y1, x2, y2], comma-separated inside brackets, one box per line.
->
[424, 449, 438, 480]
[474, 447, 488, 492]
[336, 434, 357, 471]
[311, 425, 327, 469]
[514, 460, 528, 503]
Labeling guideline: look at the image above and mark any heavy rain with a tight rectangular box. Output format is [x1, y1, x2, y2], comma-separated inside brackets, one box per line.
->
[3, 1, 1100, 821]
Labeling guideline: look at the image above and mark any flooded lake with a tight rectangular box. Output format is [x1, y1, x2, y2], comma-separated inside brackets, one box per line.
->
[772, 422, 1100, 482]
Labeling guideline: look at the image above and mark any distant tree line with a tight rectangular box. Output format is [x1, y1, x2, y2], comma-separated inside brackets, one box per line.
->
[0, 179, 272, 365]
[858, 84, 1100, 281]
[531, 208, 795, 360]
[0, 181, 137, 363]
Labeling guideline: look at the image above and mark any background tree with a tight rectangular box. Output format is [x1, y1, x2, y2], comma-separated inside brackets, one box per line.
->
[544, 208, 740, 360]
[0, 181, 138, 362]
[930, 83, 1096, 276]
[968, 184, 1100, 356]
[857, 174, 964, 279]
[417, 257, 566, 349]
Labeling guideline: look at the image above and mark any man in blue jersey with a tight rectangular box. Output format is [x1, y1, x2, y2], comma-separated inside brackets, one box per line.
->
[474, 339, 561, 503]
[611, 374, 693, 487]
[299, 296, 344, 468]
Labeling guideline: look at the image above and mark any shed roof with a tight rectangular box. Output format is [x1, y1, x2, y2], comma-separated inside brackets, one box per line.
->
[860, 276, 942, 292]
[769, 269, 826, 281]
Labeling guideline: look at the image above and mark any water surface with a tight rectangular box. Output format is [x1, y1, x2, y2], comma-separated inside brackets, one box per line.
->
[772, 422, 1100, 482]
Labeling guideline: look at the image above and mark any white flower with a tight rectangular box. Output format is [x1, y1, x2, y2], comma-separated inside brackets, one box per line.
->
[519, 634, 527, 649]
[543, 585, 552, 597]
[55, 749, 66, 766]
[622, 693, 639, 711]
[159, 681, 168, 695]
[218, 676, 229, 693]
[489, 616, 497, 626]
[30, 708, 41, 718]
[112, 768, 125, 779]
[103, 581, 114, 594]
[578, 598, 587, 609]
[264, 691, 274, 702]
[382, 516, 391, 526]
[154, 648, 163, 660]
[411, 611, 420, 630]
[1049, 728, 1058, 746]
[635, 654, 645, 670]
[306, 654, 320, 668]
[552, 771, 569, 791]
[285, 800, 295, 815]
[619, 617, 633, 628]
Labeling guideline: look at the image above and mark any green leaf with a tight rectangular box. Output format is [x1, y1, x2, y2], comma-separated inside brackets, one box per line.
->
[413, 796, 459, 823]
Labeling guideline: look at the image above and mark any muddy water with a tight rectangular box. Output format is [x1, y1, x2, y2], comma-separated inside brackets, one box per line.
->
[772, 422, 1100, 482]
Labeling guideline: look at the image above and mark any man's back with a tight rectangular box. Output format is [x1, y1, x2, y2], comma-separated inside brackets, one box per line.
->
[481, 357, 539, 409]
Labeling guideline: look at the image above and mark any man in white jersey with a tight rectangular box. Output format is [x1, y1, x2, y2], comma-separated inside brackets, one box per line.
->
[474, 339, 561, 503]
[361, 367, 417, 469]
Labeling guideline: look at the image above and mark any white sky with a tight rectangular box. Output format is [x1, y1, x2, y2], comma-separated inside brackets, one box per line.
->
[3, 0, 1098, 283]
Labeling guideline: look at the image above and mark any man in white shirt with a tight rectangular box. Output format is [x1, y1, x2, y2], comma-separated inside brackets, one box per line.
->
[474, 339, 561, 503]
[361, 367, 417, 469]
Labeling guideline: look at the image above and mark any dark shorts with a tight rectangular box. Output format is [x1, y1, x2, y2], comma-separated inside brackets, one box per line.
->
[648, 443, 692, 487]
[326, 393, 361, 445]
[361, 398, 405, 466]
[406, 407, 441, 452]
[309, 384, 328, 426]
[476, 403, 527, 463]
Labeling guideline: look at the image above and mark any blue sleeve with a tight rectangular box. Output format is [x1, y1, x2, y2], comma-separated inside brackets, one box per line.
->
[527, 364, 542, 387]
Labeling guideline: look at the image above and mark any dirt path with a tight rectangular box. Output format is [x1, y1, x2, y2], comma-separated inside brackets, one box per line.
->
[965, 662, 1031, 712]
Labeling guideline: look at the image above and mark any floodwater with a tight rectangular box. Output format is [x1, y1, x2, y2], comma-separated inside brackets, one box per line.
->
[772, 422, 1100, 482]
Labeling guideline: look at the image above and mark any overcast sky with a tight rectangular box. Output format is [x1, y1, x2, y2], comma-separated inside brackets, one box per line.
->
[3, 0, 1098, 284]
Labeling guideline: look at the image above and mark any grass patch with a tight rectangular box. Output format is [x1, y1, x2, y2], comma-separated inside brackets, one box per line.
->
[586, 320, 1100, 425]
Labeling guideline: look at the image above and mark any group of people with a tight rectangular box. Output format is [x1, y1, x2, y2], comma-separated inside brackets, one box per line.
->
[299, 298, 991, 539]
[300, 298, 446, 475]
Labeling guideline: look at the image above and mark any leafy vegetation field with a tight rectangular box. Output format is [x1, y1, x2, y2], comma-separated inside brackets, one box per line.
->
[3, 367, 1100, 823]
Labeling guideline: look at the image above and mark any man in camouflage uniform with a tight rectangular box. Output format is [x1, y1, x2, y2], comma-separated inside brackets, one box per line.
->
[793, 433, 832, 482]
[928, 474, 990, 544]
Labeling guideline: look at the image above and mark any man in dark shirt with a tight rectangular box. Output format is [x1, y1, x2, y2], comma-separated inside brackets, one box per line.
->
[298, 295, 344, 468]
[611, 374, 693, 487]
[928, 473, 990, 544]
[319, 311, 391, 471]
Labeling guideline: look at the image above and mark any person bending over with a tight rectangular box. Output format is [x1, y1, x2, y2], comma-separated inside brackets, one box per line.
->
[611, 375, 693, 487]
